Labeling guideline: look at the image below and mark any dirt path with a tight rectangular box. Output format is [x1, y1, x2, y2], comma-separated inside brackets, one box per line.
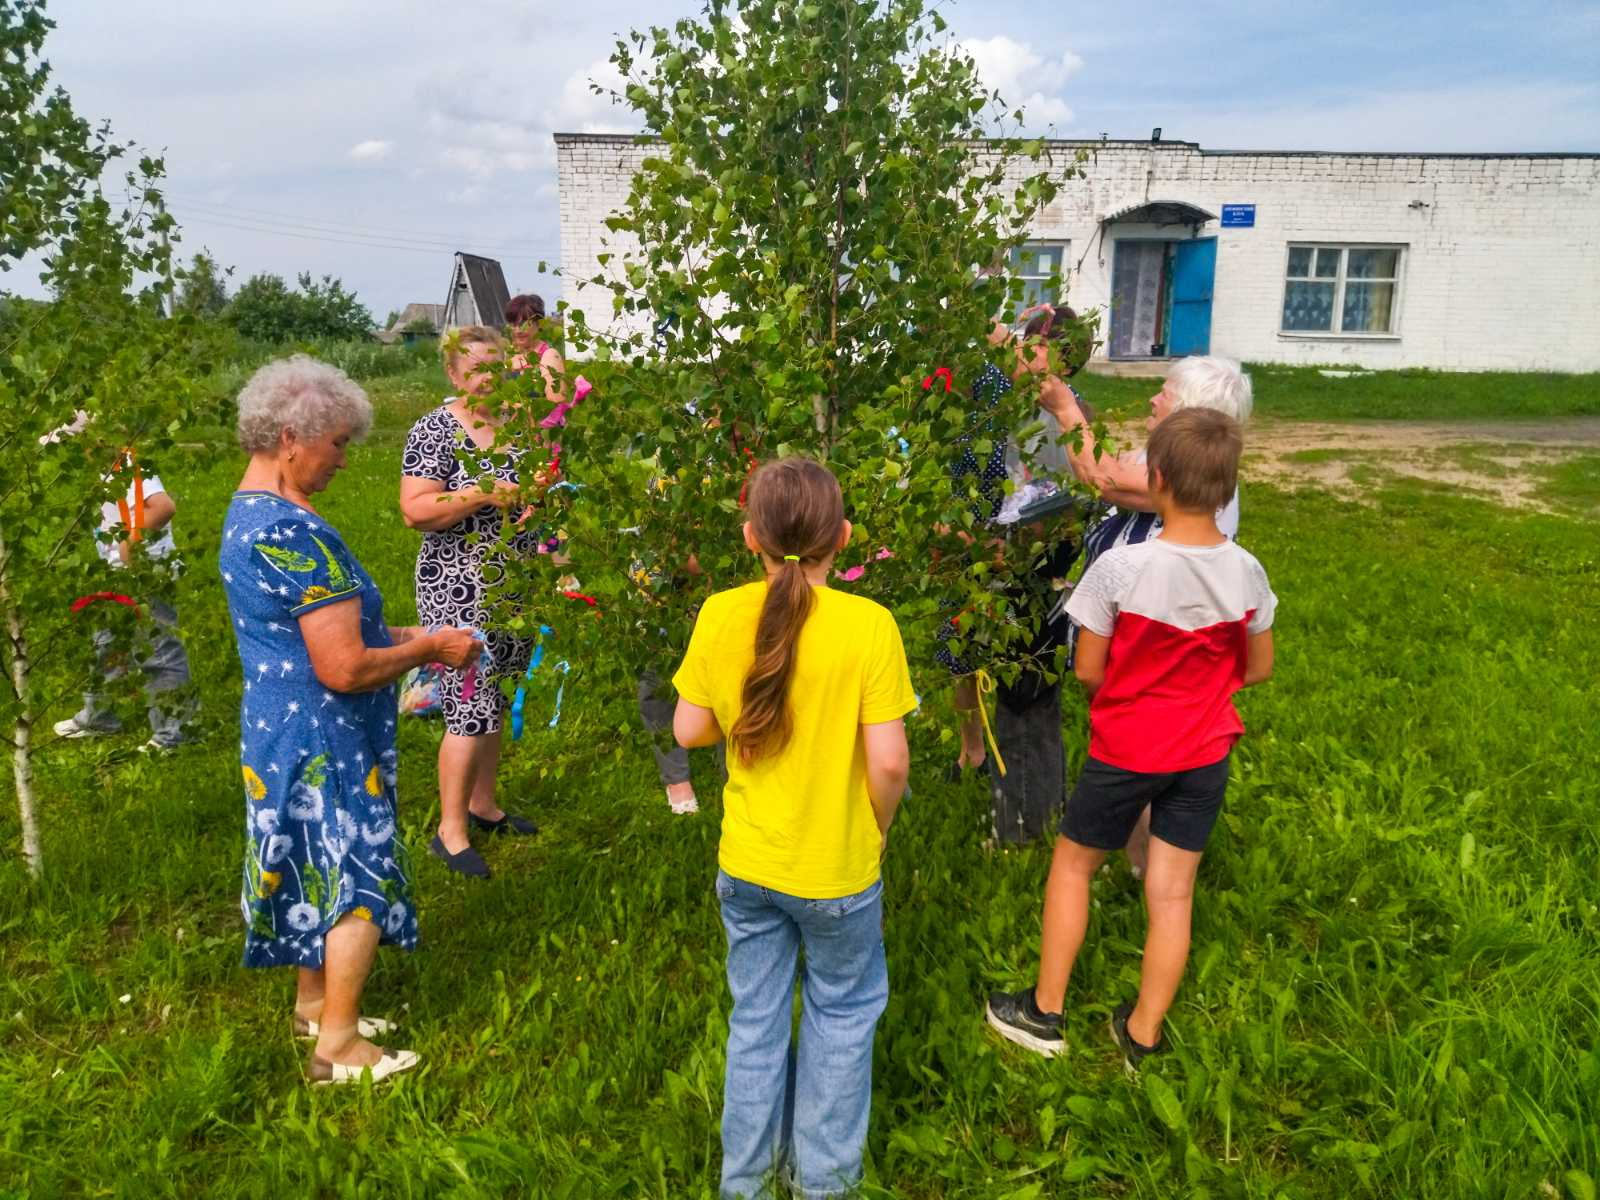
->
[1238, 417, 1600, 512]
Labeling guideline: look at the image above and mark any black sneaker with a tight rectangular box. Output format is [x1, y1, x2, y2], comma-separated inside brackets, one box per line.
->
[1108, 1001, 1165, 1072]
[985, 988, 1064, 1057]
[429, 834, 491, 879]
[469, 811, 538, 837]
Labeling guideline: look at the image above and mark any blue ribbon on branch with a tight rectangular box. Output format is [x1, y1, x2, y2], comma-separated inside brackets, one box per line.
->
[511, 625, 553, 741]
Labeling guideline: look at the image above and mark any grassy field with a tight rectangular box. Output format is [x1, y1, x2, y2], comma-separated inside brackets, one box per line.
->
[1083, 364, 1600, 421]
[1, 358, 1597, 1198]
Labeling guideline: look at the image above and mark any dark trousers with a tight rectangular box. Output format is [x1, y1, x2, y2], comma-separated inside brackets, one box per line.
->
[637, 669, 691, 786]
[984, 539, 1078, 845]
[986, 677, 1067, 845]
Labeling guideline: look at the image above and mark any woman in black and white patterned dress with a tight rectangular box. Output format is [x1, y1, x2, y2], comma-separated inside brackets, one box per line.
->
[400, 325, 548, 878]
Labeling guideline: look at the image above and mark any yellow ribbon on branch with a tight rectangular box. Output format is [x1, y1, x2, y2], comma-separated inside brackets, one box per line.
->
[973, 669, 1007, 778]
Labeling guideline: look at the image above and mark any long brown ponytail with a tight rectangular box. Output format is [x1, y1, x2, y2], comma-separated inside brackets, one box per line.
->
[729, 458, 846, 766]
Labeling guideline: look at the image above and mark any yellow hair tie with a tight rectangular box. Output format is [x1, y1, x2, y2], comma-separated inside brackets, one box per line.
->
[783, 555, 800, 562]
[972, 669, 1008, 777]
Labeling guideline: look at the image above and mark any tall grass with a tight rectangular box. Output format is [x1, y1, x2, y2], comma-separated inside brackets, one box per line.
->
[0, 371, 1595, 1197]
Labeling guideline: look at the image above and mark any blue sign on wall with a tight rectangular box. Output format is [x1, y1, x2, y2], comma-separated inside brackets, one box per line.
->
[1221, 204, 1256, 228]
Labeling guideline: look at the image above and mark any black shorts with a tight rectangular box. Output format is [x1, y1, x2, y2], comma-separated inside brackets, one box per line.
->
[1058, 755, 1230, 854]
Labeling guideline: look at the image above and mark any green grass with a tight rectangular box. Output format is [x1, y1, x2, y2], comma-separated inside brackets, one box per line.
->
[1079, 366, 1600, 422]
[1532, 454, 1600, 520]
[1, 366, 1598, 1198]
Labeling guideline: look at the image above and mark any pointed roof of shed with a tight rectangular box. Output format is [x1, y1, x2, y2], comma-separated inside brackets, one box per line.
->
[444, 252, 511, 328]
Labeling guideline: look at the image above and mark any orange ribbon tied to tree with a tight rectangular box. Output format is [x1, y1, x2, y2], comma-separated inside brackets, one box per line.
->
[112, 449, 145, 546]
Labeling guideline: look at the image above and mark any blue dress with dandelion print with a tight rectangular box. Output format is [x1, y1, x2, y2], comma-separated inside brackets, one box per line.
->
[219, 491, 417, 969]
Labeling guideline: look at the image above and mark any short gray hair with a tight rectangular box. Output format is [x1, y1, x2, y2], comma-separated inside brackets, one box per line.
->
[235, 355, 373, 453]
[1165, 356, 1253, 424]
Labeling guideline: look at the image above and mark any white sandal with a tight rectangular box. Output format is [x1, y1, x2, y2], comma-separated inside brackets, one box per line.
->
[307, 1047, 419, 1087]
[666, 785, 699, 815]
[294, 1014, 397, 1040]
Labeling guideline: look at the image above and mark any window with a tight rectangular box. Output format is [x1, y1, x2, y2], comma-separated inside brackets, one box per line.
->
[1008, 241, 1070, 314]
[1282, 244, 1402, 335]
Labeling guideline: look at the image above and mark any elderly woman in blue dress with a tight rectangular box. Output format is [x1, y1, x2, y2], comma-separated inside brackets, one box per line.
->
[221, 356, 480, 1085]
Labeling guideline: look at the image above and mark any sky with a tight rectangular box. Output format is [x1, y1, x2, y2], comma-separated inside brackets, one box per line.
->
[20, 0, 1600, 321]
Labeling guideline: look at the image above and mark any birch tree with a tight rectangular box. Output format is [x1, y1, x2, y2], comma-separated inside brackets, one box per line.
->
[1, 0, 208, 876]
[481, 0, 1100, 723]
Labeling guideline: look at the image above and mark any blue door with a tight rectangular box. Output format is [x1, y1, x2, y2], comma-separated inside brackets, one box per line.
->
[1167, 237, 1216, 356]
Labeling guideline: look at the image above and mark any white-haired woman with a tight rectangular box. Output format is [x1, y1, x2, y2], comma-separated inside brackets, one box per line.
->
[1042, 354, 1254, 873]
[1047, 355, 1253, 557]
[222, 355, 480, 1085]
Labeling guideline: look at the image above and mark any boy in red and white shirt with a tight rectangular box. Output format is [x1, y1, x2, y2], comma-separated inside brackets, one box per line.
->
[986, 407, 1276, 1066]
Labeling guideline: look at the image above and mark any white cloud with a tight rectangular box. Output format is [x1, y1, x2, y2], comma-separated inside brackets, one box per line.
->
[348, 139, 393, 162]
[420, 52, 640, 188]
[959, 35, 1082, 130]
[553, 56, 640, 136]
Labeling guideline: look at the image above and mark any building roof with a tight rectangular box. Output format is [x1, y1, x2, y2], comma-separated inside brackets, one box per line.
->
[1102, 200, 1216, 227]
[462, 253, 510, 327]
[394, 302, 446, 329]
[374, 302, 446, 344]
[553, 130, 1600, 160]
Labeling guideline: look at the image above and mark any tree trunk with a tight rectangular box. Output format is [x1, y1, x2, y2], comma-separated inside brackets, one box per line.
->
[0, 520, 42, 878]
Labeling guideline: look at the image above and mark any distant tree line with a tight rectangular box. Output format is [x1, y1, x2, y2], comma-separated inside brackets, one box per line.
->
[176, 252, 375, 342]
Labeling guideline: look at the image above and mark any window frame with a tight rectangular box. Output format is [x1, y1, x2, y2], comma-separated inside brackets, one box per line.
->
[1005, 239, 1071, 316]
[1278, 242, 1406, 339]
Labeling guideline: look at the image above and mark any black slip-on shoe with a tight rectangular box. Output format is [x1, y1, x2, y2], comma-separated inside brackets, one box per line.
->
[1109, 1001, 1166, 1072]
[469, 811, 539, 837]
[985, 987, 1065, 1057]
[429, 834, 491, 878]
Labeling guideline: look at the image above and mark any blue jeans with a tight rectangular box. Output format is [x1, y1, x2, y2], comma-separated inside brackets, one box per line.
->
[716, 870, 888, 1200]
[76, 600, 193, 747]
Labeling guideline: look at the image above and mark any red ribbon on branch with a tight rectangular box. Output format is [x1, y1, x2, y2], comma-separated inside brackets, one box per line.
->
[922, 367, 953, 393]
[728, 421, 761, 508]
[70, 592, 139, 615]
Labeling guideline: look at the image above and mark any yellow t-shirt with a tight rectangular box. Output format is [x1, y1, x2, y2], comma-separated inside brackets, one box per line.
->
[672, 581, 916, 899]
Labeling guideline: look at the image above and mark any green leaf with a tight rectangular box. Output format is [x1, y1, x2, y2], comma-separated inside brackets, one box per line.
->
[1143, 1073, 1187, 1131]
[1566, 1171, 1596, 1200]
[1060, 1156, 1106, 1182]
[255, 544, 318, 572]
[300, 753, 329, 788]
[310, 535, 350, 592]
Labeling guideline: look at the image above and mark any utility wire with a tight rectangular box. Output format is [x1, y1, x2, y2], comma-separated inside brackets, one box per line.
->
[163, 192, 559, 252]
[118, 192, 561, 261]
[167, 210, 561, 263]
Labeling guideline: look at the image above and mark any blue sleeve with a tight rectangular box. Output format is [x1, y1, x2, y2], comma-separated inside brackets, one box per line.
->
[248, 521, 364, 618]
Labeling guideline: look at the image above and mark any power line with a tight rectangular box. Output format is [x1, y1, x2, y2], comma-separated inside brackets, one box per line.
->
[165, 209, 561, 264]
[169, 201, 558, 255]
[164, 192, 560, 252]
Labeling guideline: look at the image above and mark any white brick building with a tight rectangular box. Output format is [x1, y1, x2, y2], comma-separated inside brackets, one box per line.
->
[556, 134, 1600, 372]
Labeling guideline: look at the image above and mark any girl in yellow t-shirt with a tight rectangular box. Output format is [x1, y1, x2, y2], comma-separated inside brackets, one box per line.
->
[672, 457, 914, 1200]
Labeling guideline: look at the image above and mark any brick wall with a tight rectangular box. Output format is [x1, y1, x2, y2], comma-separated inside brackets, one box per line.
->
[557, 134, 1600, 372]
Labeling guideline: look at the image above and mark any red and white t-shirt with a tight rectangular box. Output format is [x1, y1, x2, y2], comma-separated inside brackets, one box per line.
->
[1066, 538, 1276, 774]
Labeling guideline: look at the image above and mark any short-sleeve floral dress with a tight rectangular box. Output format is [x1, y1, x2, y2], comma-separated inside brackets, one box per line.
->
[401, 404, 540, 736]
[220, 491, 417, 968]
